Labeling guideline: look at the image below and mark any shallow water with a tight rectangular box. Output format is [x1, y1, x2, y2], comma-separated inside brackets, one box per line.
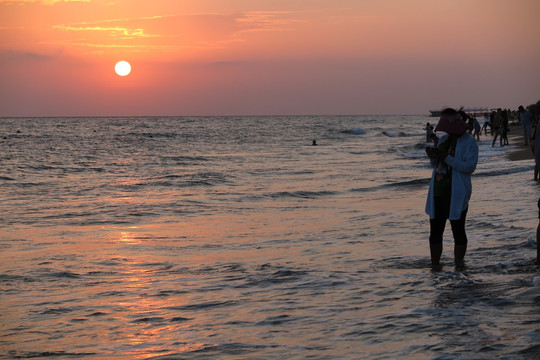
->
[1, 116, 539, 359]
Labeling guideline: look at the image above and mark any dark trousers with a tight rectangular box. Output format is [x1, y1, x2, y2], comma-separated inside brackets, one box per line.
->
[429, 196, 468, 245]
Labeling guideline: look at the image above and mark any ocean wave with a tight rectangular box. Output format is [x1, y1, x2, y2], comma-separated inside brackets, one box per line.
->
[7, 350, 97, 358]
[474, 165, 533, 178]
[383, 131, 420, 138]
[256, 314, 296, 326]
[130, 316, 166, 324]
[240, 268, 308, 288]
[342, 127, 366, 135]
[266, 190, 338, 199]
[165, 300, 238, 311]
[45, 271, 82, 279]
[162, 155, 210, 165]
[351, 178, 430, 192]
[238, 190, 338, 201]
[147, 343, 279, 359]
[0, 274, 36, 284]
[112, 172, 230, 190]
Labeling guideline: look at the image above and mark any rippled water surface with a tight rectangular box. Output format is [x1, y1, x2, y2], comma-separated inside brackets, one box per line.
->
[1, 116, 539, 359]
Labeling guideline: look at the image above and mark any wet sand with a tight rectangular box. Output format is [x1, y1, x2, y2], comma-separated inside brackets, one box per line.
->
[504, 125, 535, 161]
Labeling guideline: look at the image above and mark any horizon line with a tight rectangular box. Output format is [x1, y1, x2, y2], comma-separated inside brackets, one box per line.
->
[1, 113, 429, 118]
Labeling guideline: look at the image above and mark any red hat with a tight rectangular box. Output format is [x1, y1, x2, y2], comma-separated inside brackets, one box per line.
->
[435, 113, 469, 135]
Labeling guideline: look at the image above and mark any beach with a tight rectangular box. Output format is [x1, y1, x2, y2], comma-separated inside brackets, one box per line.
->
[505, 124, 535, 162]
[1, 115, 539, 359]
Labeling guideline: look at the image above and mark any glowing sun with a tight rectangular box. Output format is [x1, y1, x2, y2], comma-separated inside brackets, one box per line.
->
[115, 61, 131, 76]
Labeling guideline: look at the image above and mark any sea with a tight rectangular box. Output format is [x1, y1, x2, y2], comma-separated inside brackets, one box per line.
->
[0, 115, 539, 360]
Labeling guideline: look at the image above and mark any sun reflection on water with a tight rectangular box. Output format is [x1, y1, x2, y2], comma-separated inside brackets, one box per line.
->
[102, 229, 214, 359]
[119, 230, 141, 244]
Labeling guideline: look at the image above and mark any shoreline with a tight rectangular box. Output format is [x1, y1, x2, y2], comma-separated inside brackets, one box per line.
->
[506, 141, 534, 163]
[499, 124, 535, 162]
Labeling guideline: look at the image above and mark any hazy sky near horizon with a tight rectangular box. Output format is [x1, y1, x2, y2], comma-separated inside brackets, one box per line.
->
[1, 0, 539, 116]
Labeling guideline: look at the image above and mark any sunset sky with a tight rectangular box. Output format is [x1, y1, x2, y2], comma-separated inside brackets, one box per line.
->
[1, 0, 539, 116]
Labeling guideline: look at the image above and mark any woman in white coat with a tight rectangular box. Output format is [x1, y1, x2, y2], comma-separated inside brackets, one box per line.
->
[425, 108, 478, 271]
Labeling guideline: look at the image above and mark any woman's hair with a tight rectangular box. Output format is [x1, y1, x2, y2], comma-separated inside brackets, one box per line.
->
[441, 107, 458, 115]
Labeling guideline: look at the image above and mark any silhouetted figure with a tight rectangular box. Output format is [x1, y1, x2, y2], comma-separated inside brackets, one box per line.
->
[537, 198, 540, 265]
[481, 113, 491, 135]
[492, 109, 504, 147]
[472, 116, 481, 141]
[519, 105, 533, 145]
[426, 108, 478, 271]
[533, 118, 540, 181]
[501, 109, 509, 146]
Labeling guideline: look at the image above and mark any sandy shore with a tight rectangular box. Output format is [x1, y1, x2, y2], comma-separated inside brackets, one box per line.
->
[499, 124, 535, 161]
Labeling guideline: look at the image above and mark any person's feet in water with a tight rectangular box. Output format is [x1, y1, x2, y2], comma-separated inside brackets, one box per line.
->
[430, 243, 443, 272]
[431, 263, 443, 272]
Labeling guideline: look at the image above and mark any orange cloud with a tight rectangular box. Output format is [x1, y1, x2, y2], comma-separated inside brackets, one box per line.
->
[34, 11, 303, 57]
[53, 24, 152, 39]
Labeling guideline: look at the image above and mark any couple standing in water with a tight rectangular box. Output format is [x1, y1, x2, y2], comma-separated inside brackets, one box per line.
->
[425, 108, 479, 271]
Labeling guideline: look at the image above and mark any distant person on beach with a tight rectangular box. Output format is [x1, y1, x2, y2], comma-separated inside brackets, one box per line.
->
[425, 108, 479, 271]
[425, 122, 434, 142]
[481, 113, 491, 135]
[535, 199, 540, 265]
[535, 101, 540, 180]
[501, 109, 509, 146]
[533, 119, 540, 180]
[518, 105, 533, 145]
[491, 109, 504, 147]
[472, 116, 481, 141]
[467, 115, 474, 135]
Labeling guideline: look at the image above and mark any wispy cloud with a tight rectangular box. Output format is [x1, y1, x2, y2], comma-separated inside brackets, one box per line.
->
[48, 11, 300, 52]
[53, 25, 152, 38]
[0, 7, 304, 56]
[43, 40, 197, 52]
[52, 15, 169, 38]
[236, 11, 303, 32]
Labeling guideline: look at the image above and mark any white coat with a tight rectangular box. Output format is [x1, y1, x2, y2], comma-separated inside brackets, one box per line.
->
[425, 133, 478, 220]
